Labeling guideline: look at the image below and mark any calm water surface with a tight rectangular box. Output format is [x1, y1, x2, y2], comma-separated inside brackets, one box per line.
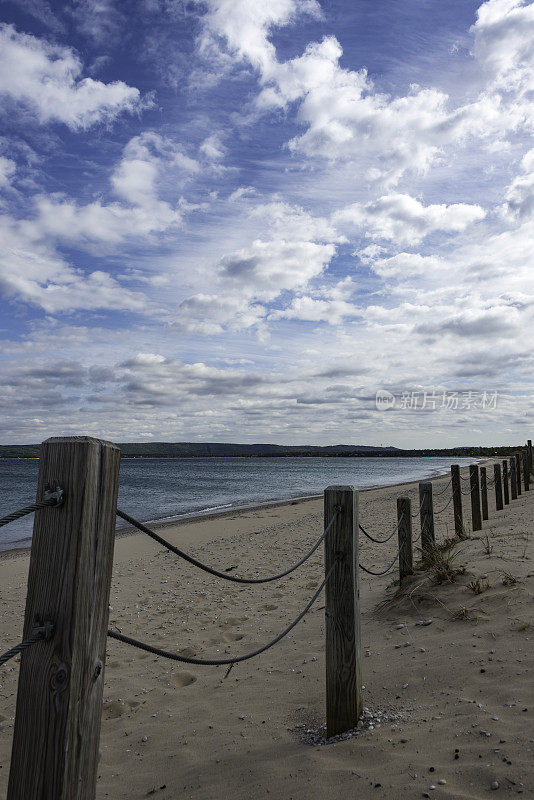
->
[0, 456, 476, 551]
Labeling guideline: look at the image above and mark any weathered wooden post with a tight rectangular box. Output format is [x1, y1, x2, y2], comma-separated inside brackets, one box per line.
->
[494, 463, 503, 511]
[528, 439, 532, 473]
[470, 464, 482, 532]
[522, 450, 530, 491]
[397, 497, 413, 582]
[510, 456, 518, 500]
[480, 467, 488, 521]
[502, 459, 510, 505]
[451, 464, 464, 538]
[515, 453, 522, 496]
[419, 482, 434, 561]
[8, 437, 121, 800]
[324, 486, 361, 738]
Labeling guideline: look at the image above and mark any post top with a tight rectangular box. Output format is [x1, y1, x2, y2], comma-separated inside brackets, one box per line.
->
[43, 436, 120, 451]
[324, 485, 355, 491]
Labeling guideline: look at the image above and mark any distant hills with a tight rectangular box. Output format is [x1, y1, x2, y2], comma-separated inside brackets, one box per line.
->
[0, 441, 520, 458]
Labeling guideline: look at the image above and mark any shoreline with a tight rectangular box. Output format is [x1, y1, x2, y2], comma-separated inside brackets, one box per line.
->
[0, 459, 484, 561]
[1, 454, 530, 800]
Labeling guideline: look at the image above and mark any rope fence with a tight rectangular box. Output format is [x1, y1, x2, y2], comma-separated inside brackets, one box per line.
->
[0, 435, 531, 800]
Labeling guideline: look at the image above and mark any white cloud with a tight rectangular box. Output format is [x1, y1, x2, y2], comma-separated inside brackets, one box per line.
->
[0, 156, 16, 189]
[219, 238, 335, 299]
[473, 0, 534, 95]
[503, 148, 534, 219]
[370, 252, 446, 280]
[0, 24, 144, 128]
[175, 293, 266, 335]
[0, 217, 146, 313]
[334, 194, 486, 244]
[269, 295, 357, 324]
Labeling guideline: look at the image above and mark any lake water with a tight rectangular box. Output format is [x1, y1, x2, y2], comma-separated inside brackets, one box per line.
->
[0, 455, 477, 551]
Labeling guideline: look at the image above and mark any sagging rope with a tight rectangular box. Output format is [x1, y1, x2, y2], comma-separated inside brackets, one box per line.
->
[0, 621, 54, 668]
[0, 486, 64, 529]
[359, 512, 404, 544]
[108, 560, 338, 666]
[433, 478, 452, 496]
[433, 492, 456, 515]
[411, 497, 425, 519]
[359, 543, 403, 576]
[116, 507, 339, 585]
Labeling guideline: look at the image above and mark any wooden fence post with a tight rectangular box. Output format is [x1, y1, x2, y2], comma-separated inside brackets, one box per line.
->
[451, 465, 464, 538]
[324, 486, 361, 738]
[397, 497, 413, 582]
[515, 453, 522, 496]
[502, 459, 510, 505]
[419, 482, 434, 561]
[470, 464, 482, 532]
[7, 436, 121, 800]
[494, 463, 503, 511]
[528, 439, 532, 473]
[522, 450, 530, 491]
[510, 456, 518, 500]
[480, 467, 488, 521]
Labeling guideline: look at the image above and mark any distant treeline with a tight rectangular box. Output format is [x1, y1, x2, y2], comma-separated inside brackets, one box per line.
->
[0, 441, 522, 459]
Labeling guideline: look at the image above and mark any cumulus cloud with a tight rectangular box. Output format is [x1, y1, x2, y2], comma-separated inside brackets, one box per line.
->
[0, 24, 144, 128]
[473, 0, 534, 95]
[334, 194, 486, 244]
[503, 148, 534, 219]
[220, 239, 335, 299]
[370, 252, 446, 280]
[0, 216, 146, 313]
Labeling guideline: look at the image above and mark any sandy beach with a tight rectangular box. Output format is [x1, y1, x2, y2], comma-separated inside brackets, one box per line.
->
[0, 465, 532, 799]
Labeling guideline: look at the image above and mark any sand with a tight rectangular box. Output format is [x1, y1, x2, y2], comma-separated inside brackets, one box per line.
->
[0, 465, 532, 799]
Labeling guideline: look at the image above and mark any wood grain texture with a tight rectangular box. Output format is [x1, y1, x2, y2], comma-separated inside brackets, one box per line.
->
[8, 437, 121, 800]
[324, 486, 361, 738]
[502, 460, 510, 505]
[510, 457, 518, 500]
[480, 468, 488, 521]
[397, 498, 413, 582]
[528, 440, 532, 473]
[419, 482, 434, 562]
[494, 463, 503, 511]
[469, 465, 482, 532]
[451, 465, 464, 538]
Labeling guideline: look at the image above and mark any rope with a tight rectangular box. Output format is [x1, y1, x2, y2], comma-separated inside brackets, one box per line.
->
[433, 492, 455, 515]
[460, 486, 472, 496]
[411, 497, 425, 518]
[0, 486, 63, 529]
[108, 561, 337, 666]
[116, 507, 339, 585]
[359, 544, 402, 576]
[433, 478, 452, 496]
[0, 621, 54, 668]
[359, 512, 404, 544]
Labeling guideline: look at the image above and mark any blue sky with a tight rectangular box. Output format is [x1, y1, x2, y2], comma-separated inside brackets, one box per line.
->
[1, 0, 533, 447]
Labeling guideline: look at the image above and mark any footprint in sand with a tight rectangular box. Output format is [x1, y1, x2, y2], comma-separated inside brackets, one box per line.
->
[221, 616, 248, 628]
[222, 631, 243, 642]
[170, 671, 197, 687]
[261, 604, 278, 611]
[103, 699, 139, 719]
[306, 582, 318, 589]
[177, 647, 197, 658]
